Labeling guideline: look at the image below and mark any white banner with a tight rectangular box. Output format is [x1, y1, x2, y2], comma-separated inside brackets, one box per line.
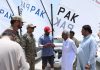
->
[53, 0, 100, 40]
[0, 0, 15, 34]
[0, 0, 22, 34]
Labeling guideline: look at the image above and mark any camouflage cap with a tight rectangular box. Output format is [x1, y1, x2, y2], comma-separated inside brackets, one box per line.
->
[27, 24, 36, 29]
[11, 16, 24, 22]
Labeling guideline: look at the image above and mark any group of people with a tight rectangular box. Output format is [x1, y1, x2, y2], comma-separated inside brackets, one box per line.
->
[0, 15, 97, 70]
[61, 25, 97, 70]
[0, 16, 37, 70]
[0, 15, 56, 70]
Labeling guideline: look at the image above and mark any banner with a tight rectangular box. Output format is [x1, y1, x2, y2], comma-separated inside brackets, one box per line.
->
[0, 0, 15, 34]
[53, 0, 100, 40]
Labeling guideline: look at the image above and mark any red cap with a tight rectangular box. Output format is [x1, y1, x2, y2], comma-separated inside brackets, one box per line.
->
[44, 26, 51, 33]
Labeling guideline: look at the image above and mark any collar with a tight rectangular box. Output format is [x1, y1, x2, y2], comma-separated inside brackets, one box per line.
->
[84, 34, 91, 39]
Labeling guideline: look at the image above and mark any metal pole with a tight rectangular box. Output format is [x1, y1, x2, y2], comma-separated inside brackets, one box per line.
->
[51, 4, 54, 39]
[18, 6, 21, 16]
[18, 6, 22, 36]
[40, 0, 51, 25]
[6, 0, 14, 15]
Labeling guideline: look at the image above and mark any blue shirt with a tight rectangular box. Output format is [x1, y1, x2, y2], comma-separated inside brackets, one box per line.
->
[39, 35, 54, 56]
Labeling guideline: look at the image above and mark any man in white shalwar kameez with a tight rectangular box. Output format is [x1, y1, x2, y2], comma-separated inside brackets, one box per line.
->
[0, 31, 29, 70]
[61, 30, 77, 70]
[77, 25, 97, 70]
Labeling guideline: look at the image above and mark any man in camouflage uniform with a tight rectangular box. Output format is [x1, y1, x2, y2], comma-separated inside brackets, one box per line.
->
[23, 24, 37, 70]
[2, 16, 24, 47]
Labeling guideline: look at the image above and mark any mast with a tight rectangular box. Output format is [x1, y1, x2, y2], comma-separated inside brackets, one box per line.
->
[18, 6, 22, 36]
[6, 0, 14, 15]
[51, 3, 54, 42]
[40, 0, 54, 39]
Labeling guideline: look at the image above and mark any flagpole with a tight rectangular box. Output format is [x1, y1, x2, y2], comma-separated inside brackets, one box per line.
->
[18, 6, 23, 36]
[40, 0, 51, 25]
[18, 6, 21, 16]
[51, 3, 54, 41]
[6, 0, 14, 15]
[40, 0, 54, 39]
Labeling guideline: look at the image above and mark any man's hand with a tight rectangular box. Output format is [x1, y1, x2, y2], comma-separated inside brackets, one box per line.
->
[85, 64, 90, 70]
[49, 43, 55, 47]
[43, 43, 55, 47]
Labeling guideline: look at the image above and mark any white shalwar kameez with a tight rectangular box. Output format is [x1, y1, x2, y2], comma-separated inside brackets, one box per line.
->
[61, 38, 77, 70]
[0, 36, 29, 70]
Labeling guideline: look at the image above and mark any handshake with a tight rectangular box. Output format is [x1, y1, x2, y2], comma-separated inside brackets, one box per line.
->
[43, 43, 55, 48]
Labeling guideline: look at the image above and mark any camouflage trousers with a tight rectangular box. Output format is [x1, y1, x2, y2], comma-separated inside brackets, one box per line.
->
[26, 54, 35, 70]
[73, 58, 77, 70]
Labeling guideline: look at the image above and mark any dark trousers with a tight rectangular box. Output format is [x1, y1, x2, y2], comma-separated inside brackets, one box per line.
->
[42, 55, 54, 69]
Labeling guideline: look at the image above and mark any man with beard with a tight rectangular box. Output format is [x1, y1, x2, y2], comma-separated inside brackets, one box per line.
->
[39, 26, 55, 70]
[2, 16, 24, 47]
[77, 25, 97, 70]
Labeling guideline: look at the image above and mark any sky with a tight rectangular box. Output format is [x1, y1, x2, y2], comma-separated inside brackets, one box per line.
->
[1, 0, 100, 41]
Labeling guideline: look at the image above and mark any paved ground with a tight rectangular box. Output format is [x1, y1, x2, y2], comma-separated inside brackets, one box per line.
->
[96, 61, 100, 70]
[35, 59, 61, 70]
[35, 60, 100, 70]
